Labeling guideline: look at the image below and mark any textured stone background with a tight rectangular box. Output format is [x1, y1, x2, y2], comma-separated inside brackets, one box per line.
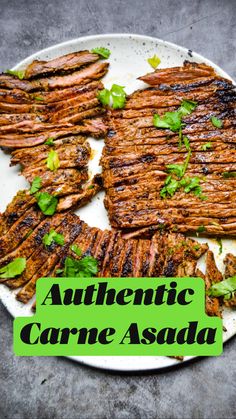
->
[0, 1, 236, 418]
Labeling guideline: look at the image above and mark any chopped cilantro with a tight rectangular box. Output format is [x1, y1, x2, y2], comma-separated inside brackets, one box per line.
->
[211, 116, 223, 128]
[197, 225, 206, 233]
[178, 100, 197, 116]
[35, 192, 58, 216]
[97, 84, 127, 109]
[202, 142, 212, 151]
[70, 244, 82, 257]
[62, 255, 98, 277]
[147, 54, 161, 69]
[30, 176, 42, 194]
[5, 69, 25, 79]
[42, 229, 65, 247]
[34, 96, 44, 101]
[153, 111, 183, 132]
[44, 137, 55, 146]
[208, 276, 236, 300]
[216, 238, 223, 255]
[46, 149, 60, 171]
[91, 47, 111, 59]
[0, 258, 26, 279]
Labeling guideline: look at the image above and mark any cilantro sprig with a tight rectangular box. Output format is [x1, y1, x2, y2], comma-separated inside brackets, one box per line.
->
[91, 47, 111, 59]
[211, 116, 223, 128]
[43, 230, 65, 247]
[30, 176, 42, 194]
[58, 245, 98, 278]
[98, 84, 127, 109]
[208, 276, 236, 301]
[0, 258, 26, 279]
[35, 192, 58, 216]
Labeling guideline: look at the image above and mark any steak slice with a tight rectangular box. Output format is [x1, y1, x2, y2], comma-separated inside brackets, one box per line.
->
[24, 50, 100, 79]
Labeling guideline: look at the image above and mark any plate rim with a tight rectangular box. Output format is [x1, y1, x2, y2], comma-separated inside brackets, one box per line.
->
[1, 32, 235, 372]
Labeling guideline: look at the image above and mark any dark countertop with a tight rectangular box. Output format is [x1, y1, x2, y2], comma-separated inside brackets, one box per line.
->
[0, 1, 236, 418]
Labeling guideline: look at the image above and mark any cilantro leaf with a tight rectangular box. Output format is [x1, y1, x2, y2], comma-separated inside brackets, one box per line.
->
[35, 192, 58, 216]
[147, 54, 161, 69]
[211, 116, 223, 128]
[202, 142, 212, 151]
[166, 164, 185, 178]
[30, 176, 42, 194]
[44, 137, 55, 146]
[98, 85, 127, 109]
[34, 96, 44, 101]
[91, 47, 111, 59]
[216, 238, 223, 255]
[160, 176, 180, 198]
[197, 225, 206, 233]
[46, 149, 60, 171]
[70, 244, 82, 257]
[178, 100, 197, 116]
[5, 69, 25, 79]
[153, 111, 183, 132]
[42, 229, 64, 247]
[180, 176, 202, 195]
[97, 88, 110, 106]
[208, 276, 236, 300]
[62, 255, 98, 277]
[0, 258, 26, 279]
[110, 84, 127, 109]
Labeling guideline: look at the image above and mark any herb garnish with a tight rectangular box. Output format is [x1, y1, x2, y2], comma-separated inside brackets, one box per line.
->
[197, 225, 206, 233]
[44, 137, 55, 146]
[202, 142, 212, 151]
[70, 244, 82, 256]
[98, 84, 127, 109]
[153, 99, 197, 149]
[34, 96, 44, 101]
[211, 116, 223, 128]
[208, 276, 236, 300]
[91, 47, 111, 59]
[46, 149, 60, 171]
[43, 229, 65, 247]
[216, 238, 223, 255]
[0, 258, 26, 279]
[178, 100, 197, 116]
[35, 192, 58, 216]
[30, 176, 42, 194]
[153, 111, 183, 132]
[60, 251, 98, 278]
[5, 69, 25, 79]
[147, 54, 161, 69]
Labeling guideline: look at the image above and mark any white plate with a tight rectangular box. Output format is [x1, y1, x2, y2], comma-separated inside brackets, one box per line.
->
[0, 34, 236, 371]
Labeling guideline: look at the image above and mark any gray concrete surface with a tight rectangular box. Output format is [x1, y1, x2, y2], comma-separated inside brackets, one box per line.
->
[0, 0, 236, 418]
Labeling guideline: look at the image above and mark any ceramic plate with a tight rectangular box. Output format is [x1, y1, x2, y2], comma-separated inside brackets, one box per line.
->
[0, 34, 236, 371]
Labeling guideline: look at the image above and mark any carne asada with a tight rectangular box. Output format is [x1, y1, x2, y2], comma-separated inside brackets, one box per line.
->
[101, 61, 236, 236]
[0, 50, 109, 209]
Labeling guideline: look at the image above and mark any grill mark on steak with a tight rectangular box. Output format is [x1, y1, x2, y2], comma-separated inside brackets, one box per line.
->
[0, 50, 109, 211]
[24, 50, 100, 79]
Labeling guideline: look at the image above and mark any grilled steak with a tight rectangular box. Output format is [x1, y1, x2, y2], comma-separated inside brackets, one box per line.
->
[0, 193, 209, 304]
[0, 50, 109, 210]
[101, 61, 236, 236]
